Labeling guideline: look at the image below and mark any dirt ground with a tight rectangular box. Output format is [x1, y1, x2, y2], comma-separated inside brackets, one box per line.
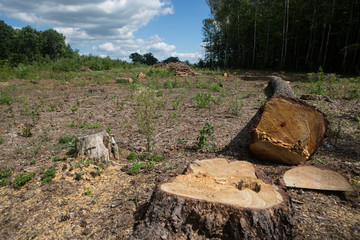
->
[0, 71, 359, 239]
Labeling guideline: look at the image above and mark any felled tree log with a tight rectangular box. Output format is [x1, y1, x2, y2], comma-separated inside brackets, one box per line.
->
[249, 76, 328, 165]
[131, 158, 293, 240]
[75, 130, 119, 161]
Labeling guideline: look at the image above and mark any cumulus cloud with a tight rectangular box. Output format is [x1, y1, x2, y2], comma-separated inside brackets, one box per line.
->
[95, 35, 203, 62]
[0, 0, 203, 62]
[0, 0, 173, 41]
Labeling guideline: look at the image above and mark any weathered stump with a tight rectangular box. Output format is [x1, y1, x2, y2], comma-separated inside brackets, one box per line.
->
[75, 130, 119, 161]
[249, 76, 328, 165]
[131, 158, 293, 239]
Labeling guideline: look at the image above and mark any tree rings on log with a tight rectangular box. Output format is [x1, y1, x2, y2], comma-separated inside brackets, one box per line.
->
[131, 158, 293, 239]
[283, 166, 353, 191]
[249, 97, 328, 165]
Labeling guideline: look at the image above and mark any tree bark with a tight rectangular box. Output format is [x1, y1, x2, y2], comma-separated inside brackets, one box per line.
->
[75, 130, 119, 161]
[131, 158, 293, 240]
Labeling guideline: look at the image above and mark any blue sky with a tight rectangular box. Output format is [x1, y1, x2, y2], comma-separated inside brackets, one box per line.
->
[0, 0, 210, 63]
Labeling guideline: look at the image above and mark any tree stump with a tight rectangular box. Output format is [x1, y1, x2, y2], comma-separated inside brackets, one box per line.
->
[75, 130, 119, 161]
[249, 77, 328, 165]
[131, 158, 293, 240]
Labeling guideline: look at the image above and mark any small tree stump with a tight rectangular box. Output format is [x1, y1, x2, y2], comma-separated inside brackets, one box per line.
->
[131, 158, 293, 239]
[75, 131, 119, 161]
[249, 77, 328, 165]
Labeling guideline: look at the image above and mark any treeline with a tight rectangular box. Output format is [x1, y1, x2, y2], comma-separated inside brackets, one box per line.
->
[0, 21, 130, 71]
[202, 0, 360, 73]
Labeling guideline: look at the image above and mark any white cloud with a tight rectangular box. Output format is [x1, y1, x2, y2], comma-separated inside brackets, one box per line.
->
[94, 35, 203, 63]
[0, 0, 173, 42]
[0, 0, 203, 63]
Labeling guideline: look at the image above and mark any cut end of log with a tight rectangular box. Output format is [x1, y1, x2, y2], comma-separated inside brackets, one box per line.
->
[161, 158, 284, 209]
[283, 166, 354, 191]
[132, 158, 293, 239]
[250, 97, 328, 165]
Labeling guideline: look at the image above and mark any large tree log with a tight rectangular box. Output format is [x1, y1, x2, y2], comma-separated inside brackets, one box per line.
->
[132, 158, 293, 239]
[249, 77, 328, 165]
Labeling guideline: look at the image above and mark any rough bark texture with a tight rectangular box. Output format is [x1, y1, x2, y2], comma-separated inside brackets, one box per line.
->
[249, 77, 328, 165]
[269, 76, 296, 99]
[75, 130, 119, 161]
[131, 159, 293, 240]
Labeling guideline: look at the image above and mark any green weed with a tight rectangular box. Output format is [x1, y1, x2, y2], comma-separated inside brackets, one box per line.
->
[195, 93, 213, 109]
[0, 91, 12, 105]
[127, 152, 137, 161]
[41, 168, 56, 184]
[228, 96, 244, 116]
[196, 122, 216, 150]
[74, 172, 84, 180]
[0, 169, 12, 187]
[84, 187, 92, 195]
[15, 172, 36, 188]
[134, 86, 163, 157]
[172, 99, 180, 110]
[196, 81, 222, 92]
[79, 122, 101, 129]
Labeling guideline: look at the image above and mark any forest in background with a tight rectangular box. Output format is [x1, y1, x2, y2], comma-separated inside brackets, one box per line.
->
[202, 0, 360, 73]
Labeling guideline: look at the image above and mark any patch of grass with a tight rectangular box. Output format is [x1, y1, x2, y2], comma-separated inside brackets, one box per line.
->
[58, 135, 75, 144]
[0, 91, 12, 105]
[127, 152, 137, 161]
[196, 81, 223, 92]
[30, 160, 36, 165]
[14, 172, 36, 188]
[147, 68, 174, 78]
[128, 160, 144, 174]
[0, 136, 3, 144]
[172, 99, 180, 110]
[41, 168, 56, 185]
[57, 136, 76, 151]
[0, 169, 12, 187]
[150, 153, 165, 162]
[165, 163, 175, 170]
[227, 96, 244, 116]
[79, 122, 101, 129]
[164, 79, 183, 89]
[47, 104, 56, 112]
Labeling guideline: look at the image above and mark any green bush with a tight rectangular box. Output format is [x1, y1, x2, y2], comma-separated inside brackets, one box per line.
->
[15, 172, 36, 188]
[52, 58, 79, 72]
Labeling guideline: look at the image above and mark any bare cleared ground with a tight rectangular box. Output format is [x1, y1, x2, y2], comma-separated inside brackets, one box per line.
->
[0, 71, 359, 239]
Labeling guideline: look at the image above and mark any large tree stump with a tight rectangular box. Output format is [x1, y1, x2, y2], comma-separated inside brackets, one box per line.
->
[132, 158, 293, 239]
[75, 130, 119, 161]
[249, 77, 328, 165]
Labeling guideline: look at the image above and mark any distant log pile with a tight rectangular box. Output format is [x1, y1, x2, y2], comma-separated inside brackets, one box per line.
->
[153, 62, 196, 76]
